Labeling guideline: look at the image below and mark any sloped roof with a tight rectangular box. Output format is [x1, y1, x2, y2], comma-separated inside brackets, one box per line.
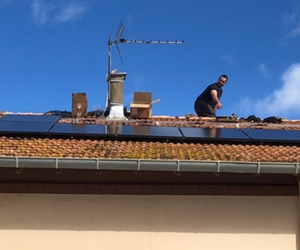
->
[1, 115, 300, 162]
[1, 114, 300, 195]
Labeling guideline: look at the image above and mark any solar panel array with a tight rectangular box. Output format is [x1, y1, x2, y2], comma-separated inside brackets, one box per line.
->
[0, 114, 60, 123]
[0, 114, 60, 134]
[1, 114, 300, 143]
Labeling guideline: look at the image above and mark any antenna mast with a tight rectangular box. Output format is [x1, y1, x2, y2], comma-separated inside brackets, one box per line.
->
[105, 21, 184, 118]
[106, 21, 125, 108]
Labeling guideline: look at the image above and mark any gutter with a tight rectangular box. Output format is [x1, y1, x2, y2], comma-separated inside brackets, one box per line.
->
[0, 156, 299, 175]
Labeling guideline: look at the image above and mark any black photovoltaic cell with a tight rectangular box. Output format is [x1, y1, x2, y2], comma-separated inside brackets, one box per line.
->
[1, 113, 299, 144]
[0, 122, 54, 134]
[49, 123, 115, 136]
[180, 127, 249, 140]
[242, 129, 300, 142]
[119, 125, 183, 139]
[0, 114, 61, 123]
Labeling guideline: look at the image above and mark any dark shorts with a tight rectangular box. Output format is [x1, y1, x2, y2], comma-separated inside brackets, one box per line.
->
[194, 99, 216, 117]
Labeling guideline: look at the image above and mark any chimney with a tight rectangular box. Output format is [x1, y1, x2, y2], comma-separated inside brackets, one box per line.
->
[106, 71, 127, 120]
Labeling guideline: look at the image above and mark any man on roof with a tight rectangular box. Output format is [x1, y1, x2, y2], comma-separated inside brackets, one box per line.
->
[194, 74, 228, 117]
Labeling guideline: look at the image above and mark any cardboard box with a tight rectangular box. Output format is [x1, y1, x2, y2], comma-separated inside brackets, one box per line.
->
[72, 93, 88, 117]
[130, 92, 160, 118]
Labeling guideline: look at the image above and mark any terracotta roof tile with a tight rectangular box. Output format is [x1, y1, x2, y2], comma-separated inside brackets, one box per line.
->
[59, 117, 300, 131]
[1, 115, 300, 163]
[1, 135, 300, 162]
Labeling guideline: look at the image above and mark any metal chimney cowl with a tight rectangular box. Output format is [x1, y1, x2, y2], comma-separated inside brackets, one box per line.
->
[107, 72, 127, 120]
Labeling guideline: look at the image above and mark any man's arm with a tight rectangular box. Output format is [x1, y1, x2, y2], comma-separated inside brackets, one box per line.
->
[210, 89, 223, 110]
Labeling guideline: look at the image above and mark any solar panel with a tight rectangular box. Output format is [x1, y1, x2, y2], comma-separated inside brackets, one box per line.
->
[118, 125, 183, 139]
[180, 127, 249, 140]
[242, 129, 300, 142]
[0, 114, 61, 123]
[0, 122, 53, 134]
[49, 123, 115, 136]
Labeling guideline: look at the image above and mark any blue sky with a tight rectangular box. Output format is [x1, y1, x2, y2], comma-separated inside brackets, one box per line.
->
[1, 0, 300, 119]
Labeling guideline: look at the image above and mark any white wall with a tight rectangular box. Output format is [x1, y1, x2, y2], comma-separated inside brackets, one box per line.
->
[0, 194, 298, 250]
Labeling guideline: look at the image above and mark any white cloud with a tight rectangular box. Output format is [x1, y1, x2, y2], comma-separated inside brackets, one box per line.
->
[30, 0, 52, 25]
[219, 54, 237, 66]
[257, 63, 270, 78]
[291, 22, 300, 37]
[283, 3, 300, 38]
[283, 10, 297, 25]
[236, 97, 252, 117]
[30, 0, 88, 25]
[55, 2, 87, 23]
[238, 63, 300, 118]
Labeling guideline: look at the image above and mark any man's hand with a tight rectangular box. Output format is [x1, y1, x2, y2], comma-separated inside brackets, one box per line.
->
[215, 102, 223, 111]
[210, 89, 223, 111]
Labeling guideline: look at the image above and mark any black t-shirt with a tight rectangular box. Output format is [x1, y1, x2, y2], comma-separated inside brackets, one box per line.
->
[196, 83, 223, 108]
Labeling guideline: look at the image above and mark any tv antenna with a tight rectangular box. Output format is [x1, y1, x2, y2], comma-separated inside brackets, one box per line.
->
[105, 21, 184, 118]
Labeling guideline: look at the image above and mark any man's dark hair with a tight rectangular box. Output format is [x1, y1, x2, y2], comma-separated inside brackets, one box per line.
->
[219, 74, 228, 81]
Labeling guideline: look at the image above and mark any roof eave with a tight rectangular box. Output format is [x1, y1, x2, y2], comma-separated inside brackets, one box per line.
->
[0, 157, 299, 175]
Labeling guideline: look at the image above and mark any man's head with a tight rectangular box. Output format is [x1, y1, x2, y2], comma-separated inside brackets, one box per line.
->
[217, 74, 228, 87]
